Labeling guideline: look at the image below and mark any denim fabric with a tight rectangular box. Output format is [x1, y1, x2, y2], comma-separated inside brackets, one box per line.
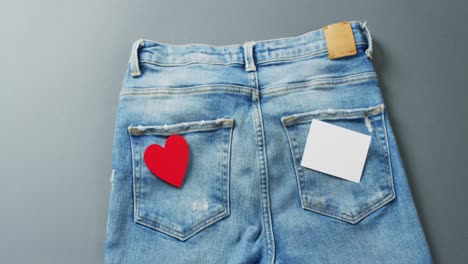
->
[105, 21, 432, 263]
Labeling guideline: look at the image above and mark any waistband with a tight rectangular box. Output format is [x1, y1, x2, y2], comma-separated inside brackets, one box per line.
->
[129, 20, 373, 77]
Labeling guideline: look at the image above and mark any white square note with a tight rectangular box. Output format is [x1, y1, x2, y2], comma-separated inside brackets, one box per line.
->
[300, 119, 372, 183]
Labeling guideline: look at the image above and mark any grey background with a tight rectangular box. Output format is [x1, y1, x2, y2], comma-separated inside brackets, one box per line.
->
[0, 0, 466, 263]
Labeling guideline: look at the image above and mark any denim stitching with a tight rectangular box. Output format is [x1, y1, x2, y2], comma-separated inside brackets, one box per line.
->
[254, 94, 276, 263]
[136, 172, 228, 236]
[255, 42, 367, 66]
[293, 125, 308, 207]
[134, 38, 242, 48]
[138, 208, 227, 234]
[129, 134, 138, 222]
[140, 42, 368, 67]
[258, 49, 328, 65]
[131, 122, 234, 240]
[281, 118, 306, 210]
[251, 97, 273, 262]
[136, 180, 228, 237]
[226, 119, 234, 218]
[136, 208, 229, 239]
[381, 110, 397, 203]
[120, 85, 254, 97]
[280, 104, 395, 223]
[263, 72, 378, 95]
[299, 161, 394, 221]
[138, 139, 143, 220]
[289, 110, 394, 221]
[363, 111, 392, 195]
[136, 165, 230, 237]
[250, 100, 267, 260]
[140, 59, 244, 67]
[281, 104, 385, 126]
[136, 43, 367, 67]
[302, 193, 395, 223]
[119, 72, 377, 97]
[128, 118, 233, 136]
[373, 113, 388, 176]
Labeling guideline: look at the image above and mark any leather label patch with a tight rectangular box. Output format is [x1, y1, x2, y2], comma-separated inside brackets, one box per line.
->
[323, 21, 357, 59]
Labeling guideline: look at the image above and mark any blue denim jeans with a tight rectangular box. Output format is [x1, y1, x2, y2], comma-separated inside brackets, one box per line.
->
[105, 21, 432, 263]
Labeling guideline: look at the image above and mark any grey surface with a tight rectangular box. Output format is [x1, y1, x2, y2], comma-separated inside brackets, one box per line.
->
[0, 1, 466, 263]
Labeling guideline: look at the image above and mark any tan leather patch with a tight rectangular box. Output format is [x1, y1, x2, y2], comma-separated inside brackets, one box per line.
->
[323, 22, 357, 59]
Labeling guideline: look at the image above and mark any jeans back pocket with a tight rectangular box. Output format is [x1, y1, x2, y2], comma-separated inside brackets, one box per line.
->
[281, 104, 395, 224]
[128, 117, 234, 241]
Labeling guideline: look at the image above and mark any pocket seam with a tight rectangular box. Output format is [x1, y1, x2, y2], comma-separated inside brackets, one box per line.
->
[281, 104, 385, 126]
[135, 208, 229, 241]
[128, 118, 233, 135]
[129, 117, 234, 240]
[302, 192, 395, 224]
[281, 104, 396, 224]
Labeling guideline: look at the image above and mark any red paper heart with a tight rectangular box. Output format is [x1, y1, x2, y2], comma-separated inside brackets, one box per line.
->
[143, 134, 189, 188]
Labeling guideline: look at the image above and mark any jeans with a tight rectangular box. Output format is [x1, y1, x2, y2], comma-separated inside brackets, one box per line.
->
[104, 20, 433, 263]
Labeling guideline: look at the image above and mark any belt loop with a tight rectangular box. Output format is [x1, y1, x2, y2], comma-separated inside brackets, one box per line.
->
[129, 39, 145, 77]
[360, 21, 373, 59]
[243, 40, 257, 72]
[359, 20, 373, 59]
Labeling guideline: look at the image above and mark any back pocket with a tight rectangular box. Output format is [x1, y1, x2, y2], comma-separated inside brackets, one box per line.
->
[128, 117, 234, 241]
[280, 104, 395, 224]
